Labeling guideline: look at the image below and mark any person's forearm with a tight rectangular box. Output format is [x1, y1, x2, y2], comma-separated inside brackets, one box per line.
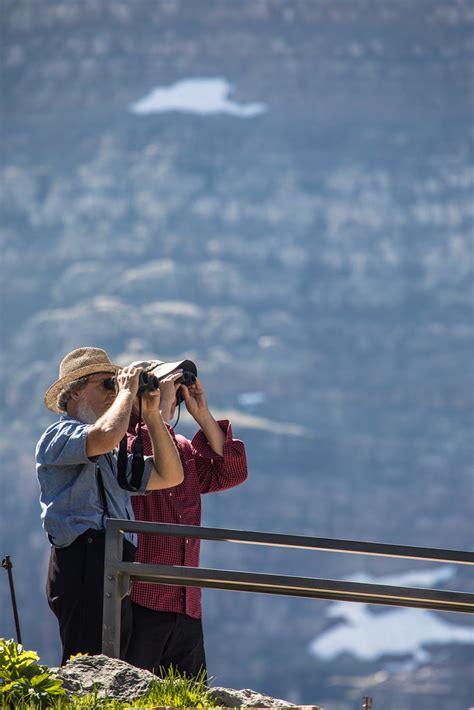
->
[145, 412, 184, 489]
[194, 411, 225, 456]
[159, 399, 174, 424]
[87, 391, 134, 455]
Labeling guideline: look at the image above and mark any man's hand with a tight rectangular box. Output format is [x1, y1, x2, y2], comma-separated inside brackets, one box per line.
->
[140, 388, 161, 421]
[116, 365, 141, 398]
[158, 370, 183, 423]
[180, 377, 210, 423]
[125, 366, 160, 421]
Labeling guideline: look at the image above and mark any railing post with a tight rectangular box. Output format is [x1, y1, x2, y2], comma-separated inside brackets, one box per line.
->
[102, 520, 124, 658]
[363, 697, 373, 709]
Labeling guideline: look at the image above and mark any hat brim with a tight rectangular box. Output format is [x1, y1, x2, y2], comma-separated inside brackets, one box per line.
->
[44, 363, 120, 414]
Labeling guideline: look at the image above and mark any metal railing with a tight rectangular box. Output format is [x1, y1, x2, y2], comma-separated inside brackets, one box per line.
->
[102, 519, 474, 657]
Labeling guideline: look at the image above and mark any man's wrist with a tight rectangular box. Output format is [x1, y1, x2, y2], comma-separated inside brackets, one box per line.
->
[194, 409, 215, 428]
[115, 389, 134, 405]
[142, 409, 163, 426]
[117, 386, 134, 394]
[160, 398, 174, 411]
[158, 400, 172, 422]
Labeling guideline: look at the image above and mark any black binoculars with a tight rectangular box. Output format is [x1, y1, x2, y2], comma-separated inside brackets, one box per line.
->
[137, 370, 197, 397]
[103, 370, 196, 398]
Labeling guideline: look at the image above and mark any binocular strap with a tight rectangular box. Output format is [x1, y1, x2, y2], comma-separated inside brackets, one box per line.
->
[117, 397, 145, 492]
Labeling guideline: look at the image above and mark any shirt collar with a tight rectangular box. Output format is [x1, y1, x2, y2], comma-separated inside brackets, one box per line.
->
[59, 413, 84, 423]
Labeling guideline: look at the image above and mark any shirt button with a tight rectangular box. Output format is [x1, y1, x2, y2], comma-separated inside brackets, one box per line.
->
[87, 537, 93, 543]
[185, 539, 189, 544]
[169, 492, 172, 497]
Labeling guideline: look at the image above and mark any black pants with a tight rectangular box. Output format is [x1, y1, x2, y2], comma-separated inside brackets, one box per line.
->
[125, 601, 207, 679]
[46, 529, 136, 665]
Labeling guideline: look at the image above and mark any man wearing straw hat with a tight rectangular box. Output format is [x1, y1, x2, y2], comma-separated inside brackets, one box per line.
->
[36, 347, 184, 664]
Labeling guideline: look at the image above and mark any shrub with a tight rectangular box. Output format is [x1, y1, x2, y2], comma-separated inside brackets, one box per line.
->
[0, 638, 65, 709]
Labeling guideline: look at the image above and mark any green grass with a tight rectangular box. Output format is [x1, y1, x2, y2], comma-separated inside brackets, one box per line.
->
[0, 668, 217, 708]
[46, 667, 214, 707]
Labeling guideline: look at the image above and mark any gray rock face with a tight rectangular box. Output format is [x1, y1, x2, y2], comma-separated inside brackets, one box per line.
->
[51, 654, 157, 701]
[51, 655, 313, 707]
[208, 686, 298, 707]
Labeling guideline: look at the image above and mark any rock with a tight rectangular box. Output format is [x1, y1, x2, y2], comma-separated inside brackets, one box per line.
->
[208, 686, 298, 708]
[50, 655, 319, 708]
[51, 654, 157, 701]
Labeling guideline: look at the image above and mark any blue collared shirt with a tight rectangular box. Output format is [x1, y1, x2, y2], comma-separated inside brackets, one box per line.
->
[36, 415, 153, 547]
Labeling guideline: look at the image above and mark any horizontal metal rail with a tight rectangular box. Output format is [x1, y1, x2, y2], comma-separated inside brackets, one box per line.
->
[116, 561, 474, 613]
[106, 519, 474, 564]
[102, 519, 474, 658]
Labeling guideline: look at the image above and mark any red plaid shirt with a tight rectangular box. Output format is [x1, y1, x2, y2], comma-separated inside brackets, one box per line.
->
[128, 414, 247, 618]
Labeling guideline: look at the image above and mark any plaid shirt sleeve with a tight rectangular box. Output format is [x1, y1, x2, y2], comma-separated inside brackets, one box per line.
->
[186, 420, 248, 494]
[127, 417, 247, 494]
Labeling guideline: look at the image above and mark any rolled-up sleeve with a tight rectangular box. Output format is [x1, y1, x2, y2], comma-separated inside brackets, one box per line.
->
[189, 420, 248, 494]
[37, 420, 92, 467]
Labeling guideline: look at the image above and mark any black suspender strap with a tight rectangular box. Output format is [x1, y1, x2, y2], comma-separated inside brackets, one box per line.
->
[96, 466, 110, 520]
[117, 433, 129, 487]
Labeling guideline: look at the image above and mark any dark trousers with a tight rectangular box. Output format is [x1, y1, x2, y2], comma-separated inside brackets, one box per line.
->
[125, 601, 207, 679]
[46, 529, 136, 665]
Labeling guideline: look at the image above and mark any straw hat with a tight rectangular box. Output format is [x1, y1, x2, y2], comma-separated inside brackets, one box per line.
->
[44, 347, 119, 413]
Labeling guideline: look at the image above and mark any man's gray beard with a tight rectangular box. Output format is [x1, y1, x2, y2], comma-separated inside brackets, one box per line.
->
[76, 400, 99, 424]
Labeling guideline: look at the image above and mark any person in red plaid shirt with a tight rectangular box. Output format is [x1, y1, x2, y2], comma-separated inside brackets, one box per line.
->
[124, 359, 248, 678]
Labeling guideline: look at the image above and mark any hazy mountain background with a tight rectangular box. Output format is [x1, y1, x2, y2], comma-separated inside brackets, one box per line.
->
[1, 1, 473, 708]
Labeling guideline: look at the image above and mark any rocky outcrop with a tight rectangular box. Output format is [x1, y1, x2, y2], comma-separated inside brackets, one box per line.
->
[208, 686, 298, 708]
[51, 655, 321, 708]
[52, 655, 157, 702]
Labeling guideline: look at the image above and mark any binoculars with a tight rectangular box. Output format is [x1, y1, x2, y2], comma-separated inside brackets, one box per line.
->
[103, 370, 197, 398]
[137, 370, 197, 397]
